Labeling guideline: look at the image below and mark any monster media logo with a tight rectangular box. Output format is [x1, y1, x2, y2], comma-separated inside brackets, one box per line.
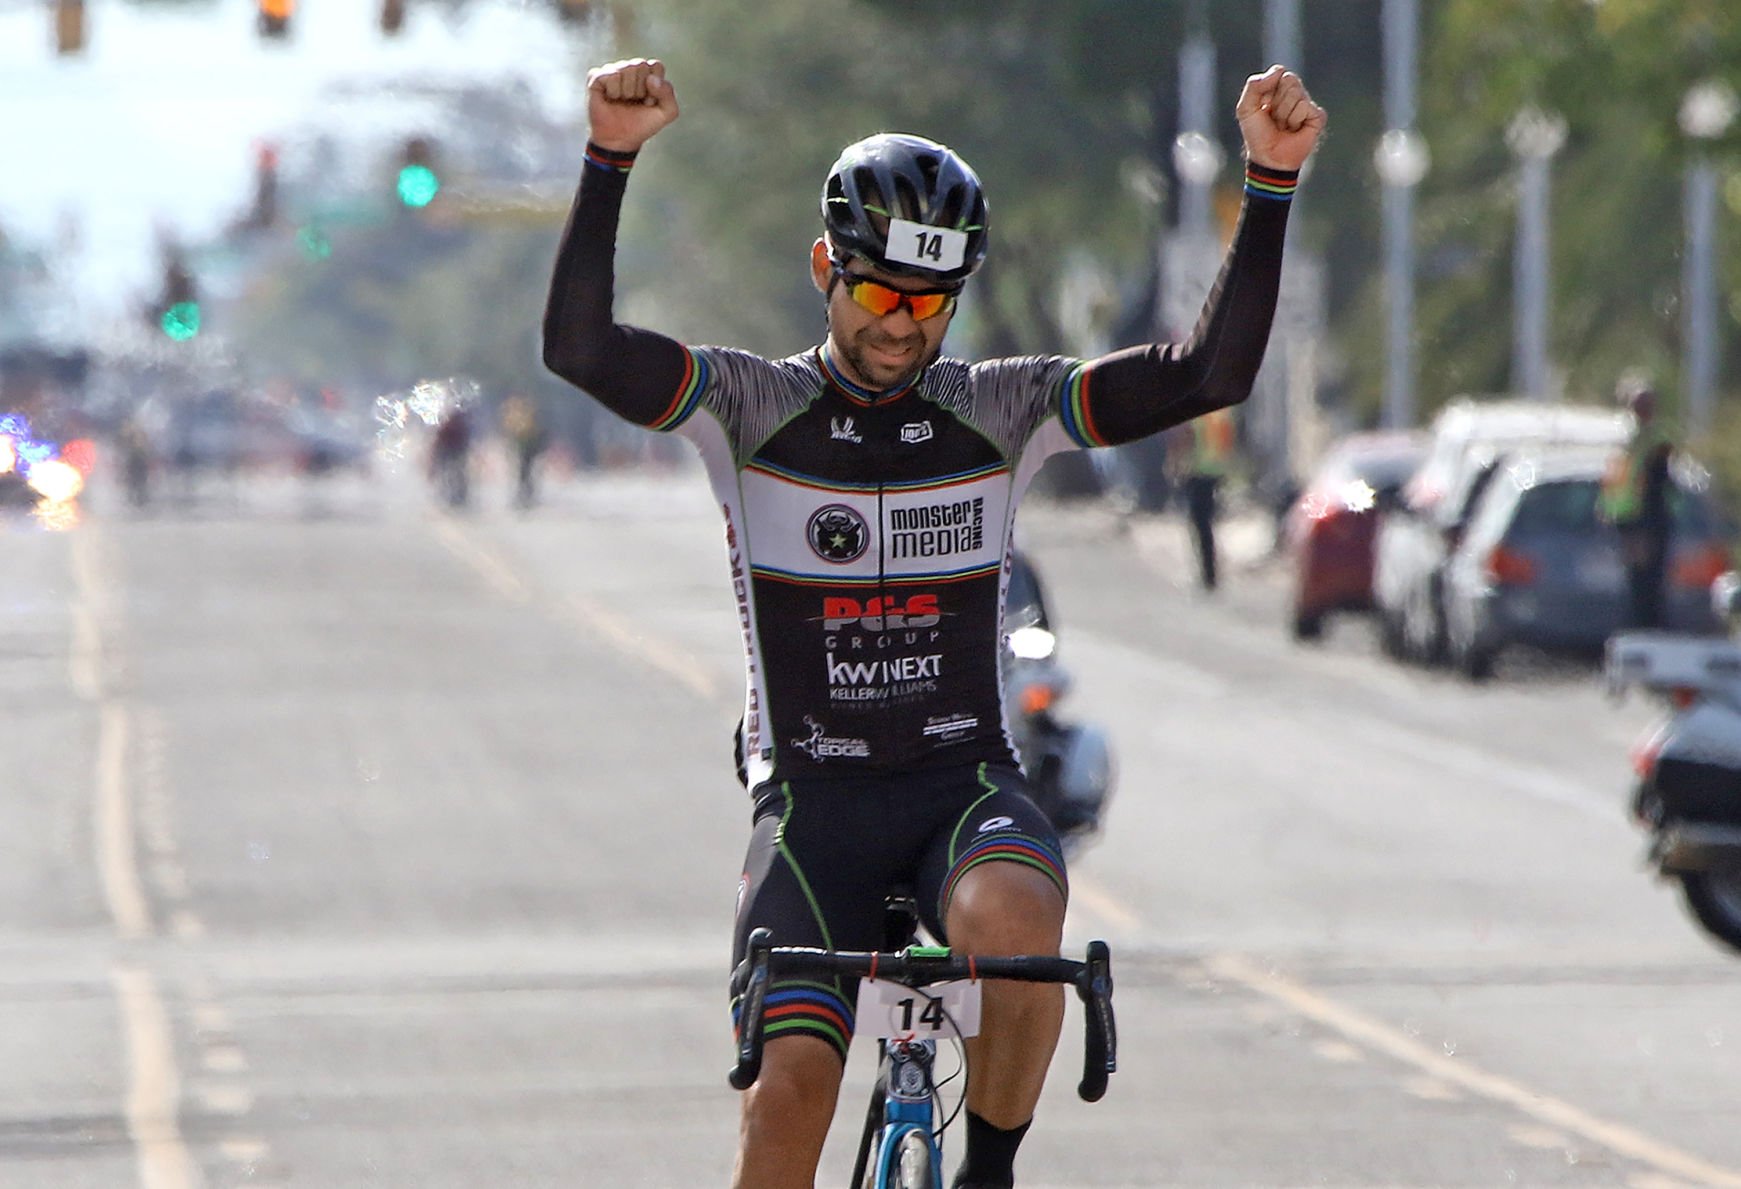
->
[889, 496, 984, 560]
[808, 504, 869, 564]
[792, 716, 871, 761]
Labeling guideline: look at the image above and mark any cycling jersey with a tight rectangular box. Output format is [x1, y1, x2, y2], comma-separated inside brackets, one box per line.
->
[544, 146, 1295, 788]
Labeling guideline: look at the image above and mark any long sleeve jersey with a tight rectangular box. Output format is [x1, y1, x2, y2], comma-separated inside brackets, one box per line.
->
[543, 145, 1296, 788]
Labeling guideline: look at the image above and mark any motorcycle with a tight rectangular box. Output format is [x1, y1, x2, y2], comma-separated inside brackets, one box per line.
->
[1605, 609, 1741, 956]
[1004, 552, 1116, 857]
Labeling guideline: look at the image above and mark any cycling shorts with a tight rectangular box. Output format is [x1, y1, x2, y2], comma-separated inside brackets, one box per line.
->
[728, 761, 1067, 1062]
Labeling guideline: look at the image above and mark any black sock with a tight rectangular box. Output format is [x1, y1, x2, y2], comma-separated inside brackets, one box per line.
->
[950, 1110, 1031, 1188]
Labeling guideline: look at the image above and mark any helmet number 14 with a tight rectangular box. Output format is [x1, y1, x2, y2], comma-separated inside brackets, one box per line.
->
[886, 218, 967, 273]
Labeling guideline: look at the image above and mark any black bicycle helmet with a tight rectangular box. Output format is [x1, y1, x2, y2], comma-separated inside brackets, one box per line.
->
[820, 133, 989, 284]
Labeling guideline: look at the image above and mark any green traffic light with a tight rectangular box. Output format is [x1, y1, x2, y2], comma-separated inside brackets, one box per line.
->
[161, 301, 201, 341]
[396, 163, 440, 208]
[297, 224, 332, 260]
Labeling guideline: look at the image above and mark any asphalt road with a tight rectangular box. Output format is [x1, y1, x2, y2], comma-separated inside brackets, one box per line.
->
[3, 456, 1738, 1188]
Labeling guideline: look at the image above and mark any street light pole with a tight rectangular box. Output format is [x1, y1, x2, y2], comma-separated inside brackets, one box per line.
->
[1506, 107, 1567, 401]
[1680, 81, 1737, 440]
[1377, 0, 1424, 429]
[1175, 13, 1219, 244]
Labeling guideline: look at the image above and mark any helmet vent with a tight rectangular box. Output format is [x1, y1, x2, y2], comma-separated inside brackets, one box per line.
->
[936, 185, 965, 232]
[892, 174, 922, 223]
[916, 153, 941, 192]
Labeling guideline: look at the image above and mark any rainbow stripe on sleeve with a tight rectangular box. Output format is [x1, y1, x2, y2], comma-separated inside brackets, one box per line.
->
[1244, 164, 1298, 202]
[1059, 363, 1106, 447]
[584, 143, 638, 174]
[647, 347, 709, 431]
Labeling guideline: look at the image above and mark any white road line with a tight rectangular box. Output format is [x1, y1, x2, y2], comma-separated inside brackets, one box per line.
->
[218, 1137, 267, 1162]
[194, 1082, 255, 1117]
[1207, 951, 1741, 1187]
[112, 965, 199, 1189]
[201, 1046, 248, 1074]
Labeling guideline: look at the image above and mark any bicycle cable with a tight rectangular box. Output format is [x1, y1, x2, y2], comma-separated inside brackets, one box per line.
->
[911, 984, 971, 1143]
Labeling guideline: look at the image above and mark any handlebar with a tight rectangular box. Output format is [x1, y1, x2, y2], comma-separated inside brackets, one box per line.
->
[728, 927, 1116, 1102]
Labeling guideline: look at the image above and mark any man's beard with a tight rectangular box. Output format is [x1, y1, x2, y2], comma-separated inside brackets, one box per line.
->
[835, 327, 937, 392]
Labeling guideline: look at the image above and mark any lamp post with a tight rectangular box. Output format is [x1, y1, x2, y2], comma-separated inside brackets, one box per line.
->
[1377, 0, 1425, 429]
[1374, 129, 1428, 429]
[1173, 18, 1220, 244]
[1160, 5, 1226, 342]
[1505, 107, 1567, 401]
[1680, 80, 1737, 440]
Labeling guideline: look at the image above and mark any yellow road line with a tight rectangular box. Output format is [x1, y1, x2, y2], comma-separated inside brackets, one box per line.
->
[1067, 873, 1141, 931]
[112, 965, 198, 1189]
[430, 517, 720, 702]
[96, 702, 152, 940]
[557, 592, 719, 702]
[75, 526, 202, 1187]
[69, 529, 103, 699]
[429, 518, 529, 603]
[1207, 951, 1741, 1187]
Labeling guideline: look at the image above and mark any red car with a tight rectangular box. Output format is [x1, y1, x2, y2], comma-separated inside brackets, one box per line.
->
[1283, 430, 1428, 640]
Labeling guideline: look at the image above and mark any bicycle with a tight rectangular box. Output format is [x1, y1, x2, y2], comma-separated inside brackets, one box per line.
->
[728, 895, 1116, 1189]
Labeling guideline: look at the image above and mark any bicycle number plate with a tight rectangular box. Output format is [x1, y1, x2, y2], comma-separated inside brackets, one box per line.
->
[856, 979, 982, 1040]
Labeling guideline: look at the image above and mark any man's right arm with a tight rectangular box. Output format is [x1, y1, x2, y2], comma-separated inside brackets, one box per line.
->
[540, 146, 699, 429]
[543, 58, 699, 429]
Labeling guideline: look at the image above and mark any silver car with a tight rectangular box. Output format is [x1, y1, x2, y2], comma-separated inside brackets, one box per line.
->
[1373, 397, 1631, 663]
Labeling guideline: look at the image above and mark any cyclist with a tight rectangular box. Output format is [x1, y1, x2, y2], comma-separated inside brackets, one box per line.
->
[544, 56, 1323, 1189]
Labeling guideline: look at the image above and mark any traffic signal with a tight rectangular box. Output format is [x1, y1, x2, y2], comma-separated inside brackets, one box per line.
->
[54, 0, 85, 55]
[395, 137, 441, 209]
[258, 0, 294, 39]
[381, 0, 406, 36]
[157, 257, 201, 341]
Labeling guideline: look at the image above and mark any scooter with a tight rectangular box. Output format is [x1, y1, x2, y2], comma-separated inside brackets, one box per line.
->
[1004, 552, 1116, 857]
[1605, 611, 1741, 956]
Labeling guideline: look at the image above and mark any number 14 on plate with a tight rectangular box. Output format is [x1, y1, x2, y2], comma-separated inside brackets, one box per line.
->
[857, 978, 983, 1040]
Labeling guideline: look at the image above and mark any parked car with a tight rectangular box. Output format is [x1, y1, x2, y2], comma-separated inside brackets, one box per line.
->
[1373, 397, 1631, 663]
[1442, 448, 1733, 679]
[1281, 429, 1426, 640]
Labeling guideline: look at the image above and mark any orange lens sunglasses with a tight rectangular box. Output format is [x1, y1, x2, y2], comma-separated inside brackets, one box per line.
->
[832, 265, 959, 321]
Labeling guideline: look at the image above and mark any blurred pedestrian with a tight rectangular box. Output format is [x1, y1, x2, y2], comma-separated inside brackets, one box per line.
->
[118, 414, 154, 508]
[429, 403, 473, 508]
[1600, 374, 1675, 630]
[1172, 404, 1236, 590]
[543, 54, 1323, 1189]
[499, 393, 547, 509]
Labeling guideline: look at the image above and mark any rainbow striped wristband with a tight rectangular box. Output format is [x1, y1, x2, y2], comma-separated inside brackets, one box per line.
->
[1244, 164, 1298, 202]
[585, 143, 638, 174]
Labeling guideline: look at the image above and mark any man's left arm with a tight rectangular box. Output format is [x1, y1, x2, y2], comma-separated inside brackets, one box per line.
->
[1063, 66, 1325, 448]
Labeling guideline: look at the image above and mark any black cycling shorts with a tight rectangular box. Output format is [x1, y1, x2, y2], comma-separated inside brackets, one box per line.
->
[729, 761, 1067, 1062]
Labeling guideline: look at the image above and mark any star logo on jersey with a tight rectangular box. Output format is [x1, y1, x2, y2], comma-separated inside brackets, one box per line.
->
[807, 504, 869, 564]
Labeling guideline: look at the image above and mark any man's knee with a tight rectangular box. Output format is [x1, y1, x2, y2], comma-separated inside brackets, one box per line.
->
[945, 863, 1065, 954]
[741, 1033, 844, 1120]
